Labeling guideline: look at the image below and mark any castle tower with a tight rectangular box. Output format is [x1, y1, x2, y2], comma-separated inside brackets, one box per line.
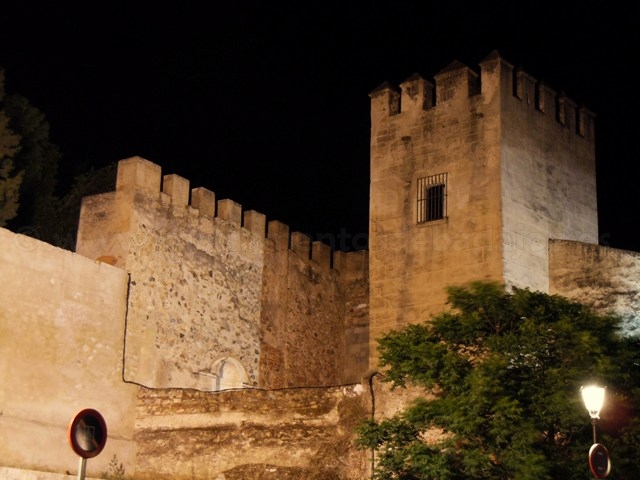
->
[368, 51, 597, 366]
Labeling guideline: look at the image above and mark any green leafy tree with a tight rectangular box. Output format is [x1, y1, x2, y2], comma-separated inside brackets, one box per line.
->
[0, 69, 22, 226]
[357, 281, 640, 480]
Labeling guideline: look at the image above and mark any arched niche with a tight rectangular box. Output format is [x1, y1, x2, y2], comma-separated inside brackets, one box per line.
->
[210, 357, 250, 391]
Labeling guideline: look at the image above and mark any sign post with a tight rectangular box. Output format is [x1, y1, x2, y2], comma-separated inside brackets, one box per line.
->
[68, 408, 108, 480]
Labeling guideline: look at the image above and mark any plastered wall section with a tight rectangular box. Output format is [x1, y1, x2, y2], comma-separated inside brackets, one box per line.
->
[0, 466, 102, 480]
[501, 70, 597, 293]
[368, 54, 507, 366]
[132, 385, 370, 480]
[0, 227, 137, 478]
[549, 239, 640, 336]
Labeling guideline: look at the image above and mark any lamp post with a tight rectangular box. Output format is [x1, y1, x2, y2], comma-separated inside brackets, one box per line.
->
[581, 385, 610, 479]
[581, 385, 605, 443]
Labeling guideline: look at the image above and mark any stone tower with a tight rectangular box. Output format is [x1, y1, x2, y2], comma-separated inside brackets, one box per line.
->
[368, 51, 597, 365]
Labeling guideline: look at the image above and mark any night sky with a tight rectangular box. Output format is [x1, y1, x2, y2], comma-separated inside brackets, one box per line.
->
[2, 3, 639, 252]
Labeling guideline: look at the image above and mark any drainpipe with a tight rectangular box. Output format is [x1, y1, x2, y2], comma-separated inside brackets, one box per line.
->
[368, 371, 383, 478]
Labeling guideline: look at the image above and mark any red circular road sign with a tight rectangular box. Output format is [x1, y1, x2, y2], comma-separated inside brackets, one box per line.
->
[68, 408, 108, 458]
[589, 443, 611, 479]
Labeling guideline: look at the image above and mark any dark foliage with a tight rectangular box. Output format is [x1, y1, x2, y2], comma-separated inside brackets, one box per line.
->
[357, 281, 640, 480]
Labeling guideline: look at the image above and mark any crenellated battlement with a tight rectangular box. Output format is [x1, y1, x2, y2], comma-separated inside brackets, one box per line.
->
[76, 155, 370, 391]
[99, 156, 366, 275]
[370, 50, 595, 141]
[116, 155, 263, 233]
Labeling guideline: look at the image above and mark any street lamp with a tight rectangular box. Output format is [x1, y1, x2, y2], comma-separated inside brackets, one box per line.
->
[581, 385, 605, 443]
[581, 385, 610, 479]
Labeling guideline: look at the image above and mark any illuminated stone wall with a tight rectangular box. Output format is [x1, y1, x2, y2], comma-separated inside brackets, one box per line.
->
[501, 63, 597, 292]
[2, 51, 635, 480]
[549, 239, 640, 336]
[0, 227, 138, 478]
[368, 56, 505, 365]
[133, 385, 369, 480]
[76, 156, 369, 391]
[368, 51, 597, 365]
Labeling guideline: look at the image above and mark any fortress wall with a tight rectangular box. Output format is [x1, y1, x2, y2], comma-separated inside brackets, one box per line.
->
[76, 157, 369, 391]
[133, 385, 369, 480]
[501, 62, 597, 292]
[257, 221, 290, 389]
[78, 158, 267, 391]
[368, 53, 508, 365]
[335, 250, 370, 383]
[260, 227, 369, 388]
[122, 188, 265, 390]
[0, 227, 137, 478]
[549, 240, 640, 336]
[282, 244, 344, 387]
[260, 226, 346, 388]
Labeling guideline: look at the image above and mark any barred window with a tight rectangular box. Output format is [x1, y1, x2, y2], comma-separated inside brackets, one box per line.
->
[417, 173, 447, 223]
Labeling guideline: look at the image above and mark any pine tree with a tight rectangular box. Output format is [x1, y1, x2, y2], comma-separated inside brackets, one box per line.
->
[0, 69, 22, 226]
[3, 90, 61, 232]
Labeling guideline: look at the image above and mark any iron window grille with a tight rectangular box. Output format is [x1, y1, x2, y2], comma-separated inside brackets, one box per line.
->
[417, 173, 447, 223]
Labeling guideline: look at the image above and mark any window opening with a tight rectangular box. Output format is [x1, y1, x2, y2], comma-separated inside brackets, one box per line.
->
[417, 173, 447, 223]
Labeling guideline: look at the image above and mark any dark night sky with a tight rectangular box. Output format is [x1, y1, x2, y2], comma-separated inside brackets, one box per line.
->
[1, 2, 640, 252]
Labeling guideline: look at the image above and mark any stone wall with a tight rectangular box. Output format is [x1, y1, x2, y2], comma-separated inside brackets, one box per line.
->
[133, 385, 370, 479]
[337, 250, 370, 383]
[0, 227, 138, 478]
[259, 230, 342, 388]
[367, 51, 599, 366]
[76, 160, 267, 390]
[549, 239, 640, 336]
[0, 151, 370, 479]
[76, 157, 370, 391]
[368, 53, 507, 365]
[501, 62, 597, 292]
[1, 51, 624, 480]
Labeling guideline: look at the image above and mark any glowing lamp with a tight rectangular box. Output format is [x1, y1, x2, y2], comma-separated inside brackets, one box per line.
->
[582, 385, 606, 420]
[581, 386, 612, 478]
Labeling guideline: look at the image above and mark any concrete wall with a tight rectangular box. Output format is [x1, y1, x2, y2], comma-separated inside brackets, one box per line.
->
[549, 239, 640, 336]
[133, 385, 370, 480]
[0, 227, 138, 478]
